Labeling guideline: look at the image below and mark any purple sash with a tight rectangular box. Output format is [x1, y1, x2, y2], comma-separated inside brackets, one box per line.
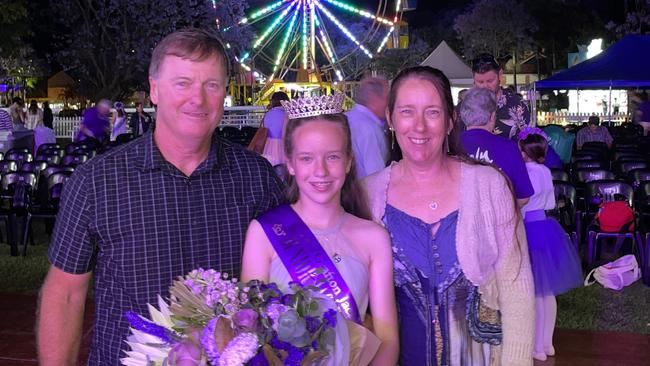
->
[257, 204, 362, 324]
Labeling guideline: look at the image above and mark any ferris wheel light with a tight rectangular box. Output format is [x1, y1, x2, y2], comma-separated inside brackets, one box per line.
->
[315, 1, 373, 58]
[275, 5, 300, 66]
[322, 0, 394, 25]
[377, 26, 395, 53]
[335, 69, 343, 81]
[302, 0, 308, 69]
[249, 0, 291, 21]
[254, 1, 297, 49]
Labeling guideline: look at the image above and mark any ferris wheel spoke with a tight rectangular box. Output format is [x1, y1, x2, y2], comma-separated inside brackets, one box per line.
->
[314, 0, 373, 59]
[273, 6, 301, 74]
[240, 0, 294, 25]
[320, 0, 393, 26]
[252, 1, 297, 50]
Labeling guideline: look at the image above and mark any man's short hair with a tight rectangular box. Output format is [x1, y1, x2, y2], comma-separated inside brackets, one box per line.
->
[588, 115, 600, 125]
[353, 76, 388, 106]
[149, 28, 230, 79]
[459, 87, 497, 127]
[471, 53, 501, 74]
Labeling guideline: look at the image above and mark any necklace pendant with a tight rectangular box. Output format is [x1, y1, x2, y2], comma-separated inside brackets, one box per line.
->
[428, 202, 438, 210]
[332, 253, 342, 263]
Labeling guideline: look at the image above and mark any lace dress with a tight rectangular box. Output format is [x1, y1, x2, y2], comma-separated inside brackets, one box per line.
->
[269, 213, 371, 365]
[384, 205, 492, 366]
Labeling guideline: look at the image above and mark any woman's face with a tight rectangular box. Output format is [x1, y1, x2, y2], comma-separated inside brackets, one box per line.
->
[286, 119, 352, 207]
[389, 77, 451, 165]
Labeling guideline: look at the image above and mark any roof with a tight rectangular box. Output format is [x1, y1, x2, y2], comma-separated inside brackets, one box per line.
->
[536, 34, 650, 89]
[420, 41, 474, 87]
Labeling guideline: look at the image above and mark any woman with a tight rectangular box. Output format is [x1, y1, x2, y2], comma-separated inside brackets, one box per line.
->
[110, 101, 127, 141]
[42, 101, 54, 129]
[242, 94, 399, 365]
[26, 100, 43, 129]
[364, 66, 534, 366]
[261, 91, 290, 166]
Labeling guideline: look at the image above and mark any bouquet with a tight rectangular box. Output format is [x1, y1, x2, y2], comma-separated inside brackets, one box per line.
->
[121, 268, 340, 366]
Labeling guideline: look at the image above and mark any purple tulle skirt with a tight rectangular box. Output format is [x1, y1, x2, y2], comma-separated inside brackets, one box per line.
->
[524, 212, 583, 296]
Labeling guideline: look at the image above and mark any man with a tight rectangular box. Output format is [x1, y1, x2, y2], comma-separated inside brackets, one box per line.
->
[9, 96, 25, 127]
[37, 29, 284, 365]
[0, 108, 12, 131]
[459, 87, 533, 208]
[77, 99, 111, 143]
[129, 101, 153, 137]
[472, 53, 530, 140]
[345, 76, 390, 178]
[576, 115, 613, 149]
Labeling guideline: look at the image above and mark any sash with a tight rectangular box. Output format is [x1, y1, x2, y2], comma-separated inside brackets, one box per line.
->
[257, 204, 362, 324]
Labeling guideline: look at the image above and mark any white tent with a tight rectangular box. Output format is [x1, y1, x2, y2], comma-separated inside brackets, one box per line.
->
[420, 41, 474, 87]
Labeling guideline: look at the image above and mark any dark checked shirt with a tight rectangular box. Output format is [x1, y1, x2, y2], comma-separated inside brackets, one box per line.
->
[48, 131, 284, 365]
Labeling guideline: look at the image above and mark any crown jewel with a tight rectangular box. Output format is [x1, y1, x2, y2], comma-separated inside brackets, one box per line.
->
[280, 93, 345, 119]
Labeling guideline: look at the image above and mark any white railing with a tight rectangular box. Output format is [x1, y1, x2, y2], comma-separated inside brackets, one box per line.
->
[536, 112, 629, 126]
[52, 106, 267, 139]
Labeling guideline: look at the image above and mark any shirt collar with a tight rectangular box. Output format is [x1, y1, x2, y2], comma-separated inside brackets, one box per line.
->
[138, 131, 228, 174]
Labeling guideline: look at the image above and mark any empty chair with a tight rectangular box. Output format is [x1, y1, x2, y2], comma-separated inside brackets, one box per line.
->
[39, 147, 66, 158]
[571, 153, 602, 163]
[36, 143, 61, 156]
[6, 148, 30, 155]
[23, 171, 73, 256]
[0, 160, 18, 175]
[628, 168, 650, 188]
[0, 172, 37, 208]
[35, 153, 61, 166]
[582, 141, 609, 151]
[65, 141, 97, 154]
[573, 160, 606, 170]
[614, 152, 644, 161]
[62, 153, 89, 167]
[5, 151, 33, 168]
[552, 180, 578, 231]
[620, 161, 649, 176]
[574, 168, 615, 184]
[551, 169, 569, 182]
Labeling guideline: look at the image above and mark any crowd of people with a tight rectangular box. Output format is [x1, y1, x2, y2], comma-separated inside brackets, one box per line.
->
[35, 27, 607, 366]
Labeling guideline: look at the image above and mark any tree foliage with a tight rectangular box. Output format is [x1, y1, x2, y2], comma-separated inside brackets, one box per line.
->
[453, 0, 538, 59]
[606, 0, 650, 38]
[51, 0, 253, 101]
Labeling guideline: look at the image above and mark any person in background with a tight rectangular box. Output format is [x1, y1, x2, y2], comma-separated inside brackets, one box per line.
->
[346, 76, 391, 179]
[110, 101, 128, 141]
[576, 115, 613, 149]
[459, 87, 533, 208]
[9, 97, 25, 127]
[472, 53, 530, 139]
[77, 99, 111, 143]
[364, 66, 534, 365]
[518, 127, 582, 361]
[25, 100, 43, 129]
[261, 91, 289, 166]
[129, 102, 153, 137]
[42, 101, 54, 129]
[0, 108, 13, 131]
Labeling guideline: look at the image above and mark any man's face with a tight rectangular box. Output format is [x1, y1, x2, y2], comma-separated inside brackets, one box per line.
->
[149, 54, 227, 141]
[136, 104, 143, 113]
[372, 85, 389, 120]
[589, 123, 598, 132]
[473, 70, 501, 93]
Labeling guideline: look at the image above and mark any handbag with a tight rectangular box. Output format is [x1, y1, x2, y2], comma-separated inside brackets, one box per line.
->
[247, 120, 269, 154]
[584, 254, 640, 290]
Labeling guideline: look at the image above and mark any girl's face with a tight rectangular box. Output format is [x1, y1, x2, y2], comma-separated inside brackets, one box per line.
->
[388, 77, 452, 165]
[287, 119, 351, 207]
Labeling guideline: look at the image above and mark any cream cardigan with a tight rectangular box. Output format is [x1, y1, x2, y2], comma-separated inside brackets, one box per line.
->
[363, 161, 534, 366]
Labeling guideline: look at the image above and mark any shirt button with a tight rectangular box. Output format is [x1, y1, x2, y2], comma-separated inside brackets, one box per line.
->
[432, 245, 438, 250]
[433, 253, 440, 259]
[435, 261, 442, 267]
[437, 269, 443, 274]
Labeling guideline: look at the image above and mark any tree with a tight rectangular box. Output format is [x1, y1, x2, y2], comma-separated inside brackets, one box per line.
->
[606, 0, 650, 38]
[453, 0, 538, 60]
[50, 0, 253, 101]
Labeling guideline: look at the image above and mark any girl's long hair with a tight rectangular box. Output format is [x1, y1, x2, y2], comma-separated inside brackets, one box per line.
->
[283, 112, 372, 220]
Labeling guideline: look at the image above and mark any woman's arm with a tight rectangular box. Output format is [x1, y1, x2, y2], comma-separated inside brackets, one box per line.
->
[240, 219, 274, 283]
[492, 178, 535, 366]
[368, 227, 399, 366]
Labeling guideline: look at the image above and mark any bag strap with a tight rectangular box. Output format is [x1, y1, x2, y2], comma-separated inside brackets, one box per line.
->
[584, 267, 598, 286]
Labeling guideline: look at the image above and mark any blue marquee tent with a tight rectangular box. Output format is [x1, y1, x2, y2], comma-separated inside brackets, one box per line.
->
[536, 34, 650, 89]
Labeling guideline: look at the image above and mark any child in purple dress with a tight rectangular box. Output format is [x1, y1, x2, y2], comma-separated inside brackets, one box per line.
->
[518, 127, 583, 361]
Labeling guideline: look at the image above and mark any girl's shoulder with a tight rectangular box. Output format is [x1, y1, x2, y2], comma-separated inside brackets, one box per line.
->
[343, 214, 390, 251]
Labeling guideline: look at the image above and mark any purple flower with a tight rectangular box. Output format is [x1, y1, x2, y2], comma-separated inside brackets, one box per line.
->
[168, 339, 202, 366]
[233, 309, 258, 331]
[304, 316, 320, 334]
[323, 309, 337, 328]
[248, 351, 270, 366]
[276, 309, 309, 347]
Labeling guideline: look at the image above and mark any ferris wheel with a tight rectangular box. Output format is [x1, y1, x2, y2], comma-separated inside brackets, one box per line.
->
[234, 0, 407, 83]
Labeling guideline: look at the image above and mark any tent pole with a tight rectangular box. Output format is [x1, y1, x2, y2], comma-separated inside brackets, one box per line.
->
[608, 83, 613, 125]
[532, 83, 537, 126]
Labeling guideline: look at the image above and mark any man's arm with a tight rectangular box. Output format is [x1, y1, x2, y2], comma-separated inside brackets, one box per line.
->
[37, 266, 91, 366]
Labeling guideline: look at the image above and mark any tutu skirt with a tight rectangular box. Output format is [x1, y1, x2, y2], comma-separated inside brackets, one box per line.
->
[524, 211, 583, 296]
[262, 137, 285, 166]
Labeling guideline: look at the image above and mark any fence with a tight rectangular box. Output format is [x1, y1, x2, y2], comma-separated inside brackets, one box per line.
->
[53, 106, 267, 139]
[536, 111, 629, 127]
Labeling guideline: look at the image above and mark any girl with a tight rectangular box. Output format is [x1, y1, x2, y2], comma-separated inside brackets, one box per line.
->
[518, 127, 583, 361]
[261, 91, 289, 166]
[26, 100, 43, 129]
[242, 94, 399, 365]
[110, 101, 127, 141]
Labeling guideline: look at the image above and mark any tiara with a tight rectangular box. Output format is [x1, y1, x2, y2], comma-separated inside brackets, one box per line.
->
[280, 93, 344, 119]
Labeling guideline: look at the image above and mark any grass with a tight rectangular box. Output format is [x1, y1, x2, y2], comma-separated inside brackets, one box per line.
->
[1, 227, 649, 334]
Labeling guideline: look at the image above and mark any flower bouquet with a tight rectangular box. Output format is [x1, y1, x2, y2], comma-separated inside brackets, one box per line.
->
[121, 268, 340, 366]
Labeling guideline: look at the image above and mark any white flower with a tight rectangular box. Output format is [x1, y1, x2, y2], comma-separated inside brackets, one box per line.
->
[217, 333, 260, 366]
